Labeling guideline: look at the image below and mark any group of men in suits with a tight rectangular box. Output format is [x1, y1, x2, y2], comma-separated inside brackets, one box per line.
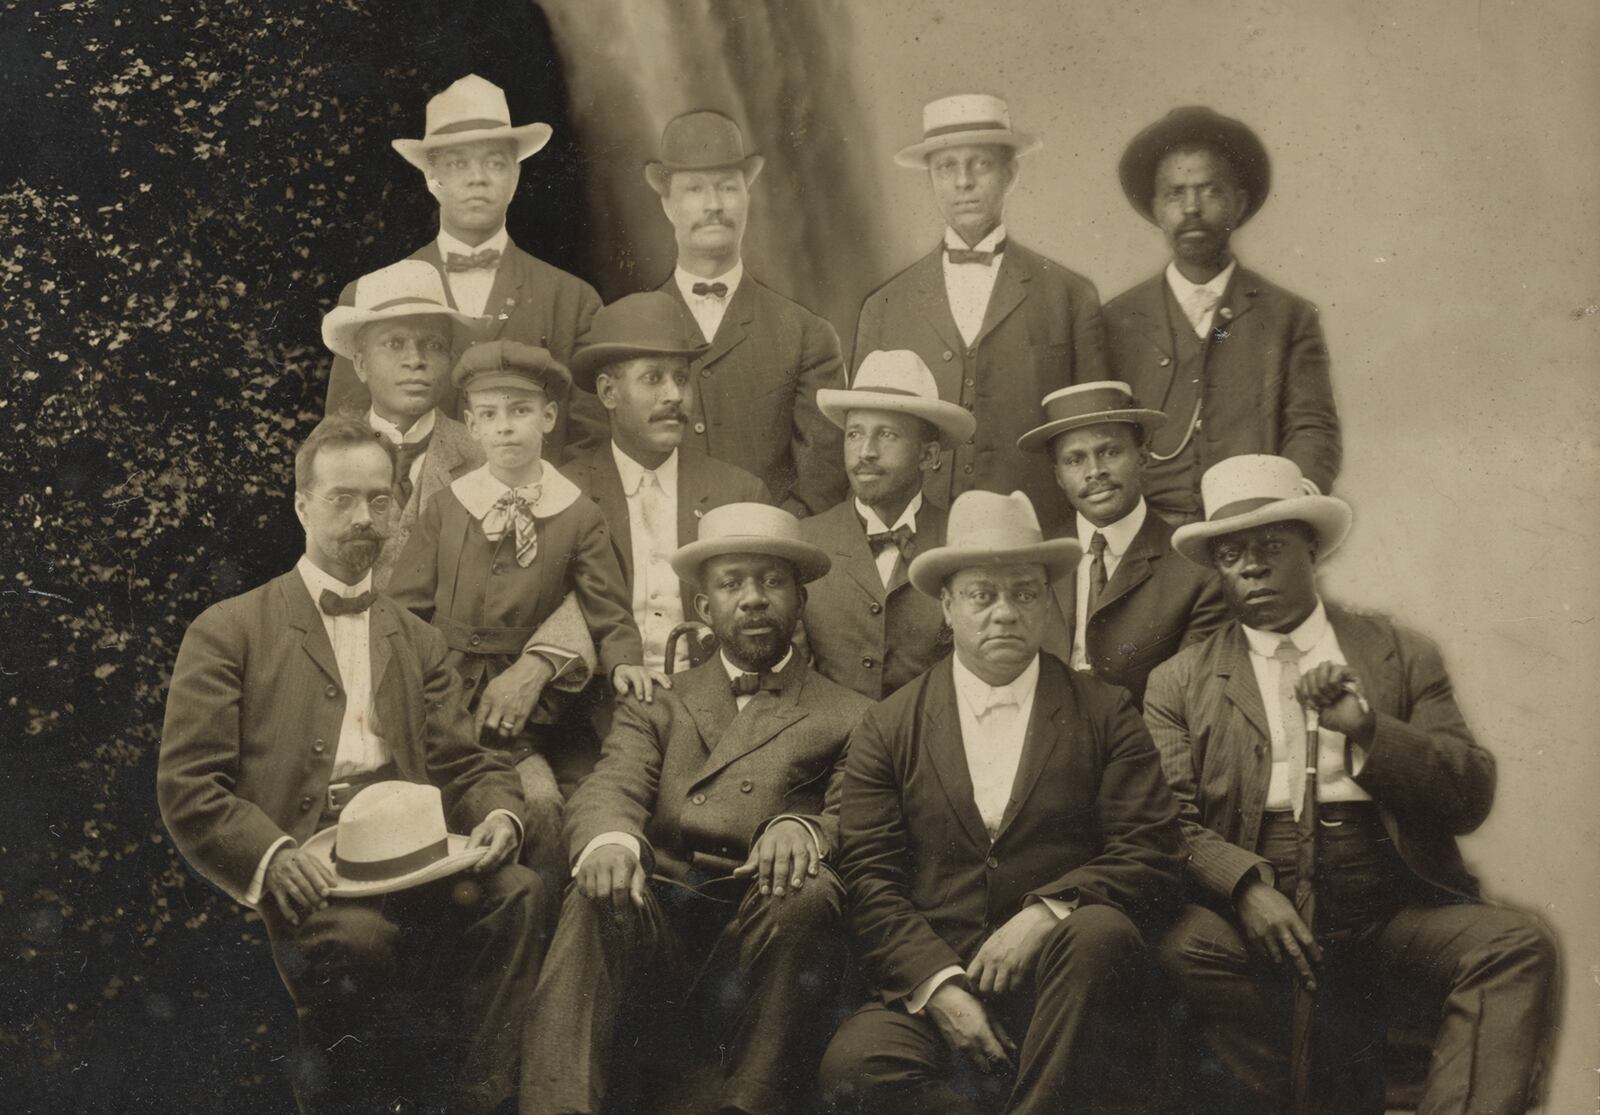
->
[157, 71, 1557, 1115]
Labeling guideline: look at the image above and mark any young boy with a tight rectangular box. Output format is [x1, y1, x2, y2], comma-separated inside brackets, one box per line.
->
[389, 339, 662, 868]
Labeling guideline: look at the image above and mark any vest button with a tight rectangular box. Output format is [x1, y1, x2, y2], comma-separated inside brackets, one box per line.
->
[692, 793, 707, 805]
[324, 684, 338, 699]
[964, 378, 974, 388]
[491, 563, 502, 575]
[464, 675, 477, 688]
[869, 602, 882, 615]
[986, 856, 999, 869]
[942, 350, 954, 362]
[1159, 357, 1171, 367]
[963, 464, 974, 475]
[701, 368, 712, 378]
[861, 656, 876, 669]
[740, 779, 753, 793]
[694, 422, 706, 434]
[312, 740, 326, 754]
[299, 797, 313, 813]
[470, 634, 482, 647]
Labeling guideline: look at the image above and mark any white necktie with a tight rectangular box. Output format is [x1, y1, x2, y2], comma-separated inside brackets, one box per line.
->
[1275, 638, 1311, 820]
[1184, 288, 1221, 336]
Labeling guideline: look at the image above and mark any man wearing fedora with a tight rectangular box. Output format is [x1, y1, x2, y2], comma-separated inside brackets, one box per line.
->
[1017, 381, 1227, 707]
[159, 416, 545, 1115]
[324, 73, 606, 464]
[1105, 107, 1341, 523]
[645, 109, 848, 518]
[799, 349, 974, 700]
[852, 94, 1109, 537]
[563, 291, 771, 675]
[522, 504, 869, 1115]
[1144, 455, 1556, 1113]
[819, 489, 1185, 1115]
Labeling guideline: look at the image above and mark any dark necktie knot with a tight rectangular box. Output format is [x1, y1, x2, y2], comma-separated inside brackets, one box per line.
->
[867, 524, 916, 558]
[691, 281, 729, 298]
[393, 434, 433, 504]
[1087, 531, 1110, 613]
[444, 247, 502, 272]
[1089, 532, 1108, 559]
[945, 240, 1006, 266]
[320, 589, 375, 617]
[731, 671, 781, 698]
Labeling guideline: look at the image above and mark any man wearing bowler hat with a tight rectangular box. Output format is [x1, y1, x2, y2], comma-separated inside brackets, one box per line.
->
[522, 504, 868, 1115]
[564, 292, 772, 673]
[646, 109, 848, 517]
[159, 416, 544, 1115]
[324, 73, 606, 463]
[1017, 381, 1227, 707]
[853, 95, 1109, 536]
[800, 349, 975, 700]
[1105, 107, 1341, 522]
[1144, 455, 1555, 1114]
[819, 489, 1185, 1115]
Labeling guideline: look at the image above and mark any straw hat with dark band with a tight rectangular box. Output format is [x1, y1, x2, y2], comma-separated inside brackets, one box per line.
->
[1171, 455, 1351, 566]
[908, 490, 1080, 596]
[391, 74, 552, 174]
[669, 502, 831, 585]
[1016, 381, 1167, 455]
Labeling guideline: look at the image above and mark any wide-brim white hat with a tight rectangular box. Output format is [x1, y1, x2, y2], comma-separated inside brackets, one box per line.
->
[1016, 382, 1167, 454]
[1171, 455, 1352, 565]
[392, 74, 553, 174]
[818, 349, 976, 448]
[670, 502, 831, 585]
[909, 490, 1081, 596]
[895, 93, 1043, 168]
[302, 782, 488, 898]
[322, 259, 482, 359]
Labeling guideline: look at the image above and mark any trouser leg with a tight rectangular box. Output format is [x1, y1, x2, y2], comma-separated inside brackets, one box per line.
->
[818, 1001, 991, 1115]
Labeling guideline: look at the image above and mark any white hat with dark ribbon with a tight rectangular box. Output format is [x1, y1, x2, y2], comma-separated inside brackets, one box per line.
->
[895, 94, 1043, 168]
[391, 74, 553, 173]
[301, 781, 488, 898]
[1171, 455, 1352, 565]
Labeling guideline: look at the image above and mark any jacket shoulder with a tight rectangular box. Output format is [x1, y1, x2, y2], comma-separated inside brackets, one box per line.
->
[1104, 273, 1167, 318]
[801, 666, 874, 721]
[1148, 622, 1234, 692]
[862, 247, 941, 302]
[508, 244, 600, 300]
[691, 451, 767, 501]
[1007, 242, 1099, 296]
[799, 498, 855, 542]
[1235, 267, 1320, 316]
[746, 274, 828, 325]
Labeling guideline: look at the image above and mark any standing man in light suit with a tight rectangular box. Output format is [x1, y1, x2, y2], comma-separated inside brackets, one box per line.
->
[853, 95, 1109, 536]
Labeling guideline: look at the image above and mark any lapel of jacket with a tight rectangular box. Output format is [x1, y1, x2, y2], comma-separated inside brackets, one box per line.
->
[1326, 605, 1400, 718]
[411, 240, 461, 311]
[416, 415, 472, 511]
[1092, 511, 1162, 620]
[1213, 264, 1261, 335]
[695, 657, 811, 785]
[477, 240, 528, 339]
[367, 595, 400, 715]
[994, 657, 1069, 843]
[912, 248, 968, 359]
[675, 451, 718, 616]
[280, 571, 343, 687]
[665, 271, 755, 366]
[1217, 623, 1272, 743]
[921, 661, 993, 851]
[973, 247, 1029, 347]
[1049, 566, 1077, 660]
[890, 498, 946, 597]
[1128, 274, 1178, 387]
[823, 502, 887, 606]
[580, 446, 634, 586]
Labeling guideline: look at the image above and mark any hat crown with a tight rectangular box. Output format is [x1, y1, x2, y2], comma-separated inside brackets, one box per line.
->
[424, 74, 512, 137]
[695, 502, 805, 550]
[922, 93, 1013, 138]
[1038, 381, 1141, 424]
[335, 782, 448, 869]
[659, 110, 750, 168]
[350, 259, 453, 315]
[1199, 455, 1318, 520]
[850, 350, 941, 403]
[944, 490, 1046, 554]
[586, 292, 700, 353]
[452, 339, 571, 397]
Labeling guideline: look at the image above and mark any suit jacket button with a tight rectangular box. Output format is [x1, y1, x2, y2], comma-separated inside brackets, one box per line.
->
[964, 378, 974, 388]
[464, 675, 477, 688]
[986, 856, 999, 869]
[942, 350, 954, 362]
[312, 740, 326, 754]
[740, 780, 753, 793]
[491, 562, 502, 575]
[701, 367, 712, 377]
[962, 464, 974, 475]
[694, 422, 706, 434]
[869, 602, 882, 615]
[861, 656, 876, 669]
[470, 634, 482, 647]
[692, 792, 707, 805]
[1159, 356, 1171, 367]
[299, 797, 313, 813]
[325, 684, 338, 699]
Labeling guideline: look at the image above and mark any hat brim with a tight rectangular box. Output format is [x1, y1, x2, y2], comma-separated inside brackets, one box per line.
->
[1118, 110, 1269, 226]
[1171, 495, 1352, 566]
[322, 303, 483, 360]
[895, 130, 1042, 169]
[302, 828, 489, 898]
[1016, 408, 1168, 454]
[569, 340, 711, 392]
[816, 389, 977, 448]
[392, 123, 553, 174]
[644, 155, 765, 196]
[908, 538, 1082, 597]
[669, 536, 831, 586]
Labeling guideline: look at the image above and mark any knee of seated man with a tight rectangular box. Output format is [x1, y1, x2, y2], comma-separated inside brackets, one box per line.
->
[746, 866, 845, 938]
[316, 904, 403, 987]
[1155, 903, 1244, 983]
[1039, 903, 1143, 973]
[1453, 907, 1560, 988]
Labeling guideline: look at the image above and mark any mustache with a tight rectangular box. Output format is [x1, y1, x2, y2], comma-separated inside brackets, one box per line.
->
[694, 215, 732, 229]
[650, 406, 687, 422]
[342, 527, 383, 542]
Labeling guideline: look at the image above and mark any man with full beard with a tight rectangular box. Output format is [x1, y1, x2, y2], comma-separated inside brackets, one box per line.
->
[522, 503, 869, 1115]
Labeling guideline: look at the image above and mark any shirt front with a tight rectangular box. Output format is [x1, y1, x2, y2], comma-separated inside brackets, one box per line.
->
[612, 442, 684, 672]
[369, 406, 437, 494]
[437, 224, 511, 318]
[1242, 599, 1371, 809]
[1164, 258, 1237, 338]
[674, 259, 745, 343]
[856, 493, 922, 589]
[1070, 498, 1148, 670]
[951, 650, 1039, 840]
[941, 223, 1007, 347]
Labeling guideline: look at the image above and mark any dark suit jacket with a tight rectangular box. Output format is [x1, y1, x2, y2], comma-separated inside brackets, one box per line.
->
[564, 443, 771, 623]
[373, 412, 483, 590]
[1104, 265, 1341, 508]
[324, 238, 606, 462]
[157, 572, 523, 903]
[799, 498, 950, 700]
[1042, 509, 1228, 707]
[851, 241, 1109, 534]
[838, 654, 1185, 1000]
[1143, 606, 1495, 903]
[566, 655, 871, 878]
[659, 272, 848, 517]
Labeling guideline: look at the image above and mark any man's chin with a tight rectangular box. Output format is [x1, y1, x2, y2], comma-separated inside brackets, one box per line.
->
[334, 541, 382, 571]
[723, 629, 789, 671]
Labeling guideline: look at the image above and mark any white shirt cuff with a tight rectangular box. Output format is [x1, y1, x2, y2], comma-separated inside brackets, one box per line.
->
[905, 966, 965, 1015]
[525, 643, 581, 680]
[243, 835, 296, 908]
[1036, 895, 1077, 920]
[573, 832, 642, 876]
[767, 814, 824, 860]
[485, 808, 524, 855]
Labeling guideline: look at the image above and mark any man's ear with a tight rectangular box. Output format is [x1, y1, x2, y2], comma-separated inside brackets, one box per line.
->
[352, 349, 370, 385]
[540, 399, 559, 434]
[693, 591, 711, 625]
[292, 491, 310, 530]
[595, 372, 619, 410]
[919, 441, 943, 472]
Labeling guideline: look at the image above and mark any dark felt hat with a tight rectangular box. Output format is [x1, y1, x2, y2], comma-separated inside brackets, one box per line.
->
[644, 110, 764, 196]
[1118, 106, 1271, 225]
[451, 340, 571, 402]
[568, 292, 709, 391]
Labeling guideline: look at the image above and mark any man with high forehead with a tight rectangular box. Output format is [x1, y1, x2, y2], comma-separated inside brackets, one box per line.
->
[522, 504, 868, 1115]
[853, 95, 1109, 536]
[1105, 107, 1341, 522]
[647, 109, 848, 517]
[325, 74, 605, 462]
[820, 490, 1185, 1115]
[1144, 455, 1555, 1113]
[800, 349, 974, 700]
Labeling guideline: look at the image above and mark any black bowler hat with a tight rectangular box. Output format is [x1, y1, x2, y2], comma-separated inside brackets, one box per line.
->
[1118, 106, 1271, 226]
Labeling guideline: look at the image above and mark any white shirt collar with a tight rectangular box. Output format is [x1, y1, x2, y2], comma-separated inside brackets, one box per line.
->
[1075, 497, 1147, 556]
[951, 651, 1040, 717]
[1243, 598, 1330, 659]
[611, 441, 679, 498]
[855, 492, 922, 535]
[296, 555, 373, 601]
[450, 462, 582, 521]
[720, 647, 794, 681]
[675, 259, 744, 301]
[437, 224, 510, 261]
[943, 223, 1007, 254]
[368, 406, 437, 446]
[1164, 258, 1237, 305]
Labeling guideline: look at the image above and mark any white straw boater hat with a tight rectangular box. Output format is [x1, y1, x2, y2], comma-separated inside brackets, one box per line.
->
[392, 74, 553, 174]
[301, 782, 489, 898]
[1016, 381, 1167, 454]
[321, 259, 482, 360]
[817, 349, 976, 449]
[895, 94, 1043, 169]
[669, 503, 831, 585]
[1171, 455, 1352, 566]
[909, 490, 1081, 596]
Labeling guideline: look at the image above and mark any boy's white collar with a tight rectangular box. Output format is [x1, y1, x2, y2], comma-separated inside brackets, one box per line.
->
[450, 462, 581, 520]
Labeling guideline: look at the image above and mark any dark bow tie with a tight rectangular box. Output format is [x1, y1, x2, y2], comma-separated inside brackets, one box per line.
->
[945, 240, 1007, 266]
[866, 524, 916, 558]
[691, 281, 729, 298]
[731, 671, 782, 698]
[444, 247, 502, 272]
[320, 589, 375, 617]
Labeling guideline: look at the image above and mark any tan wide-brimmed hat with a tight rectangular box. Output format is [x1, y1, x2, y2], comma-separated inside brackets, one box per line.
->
[320, 259, 482, 360]
[569, 292, 709, 391]
[451, 340, 572, 402]
[895, 94, 1043, 169]
[1118, 105, 1271, 226]
[908, 490, 1081, 596]
[1171, 455, 1352, 565]
[1016, 381, 1167, 454]
[818, 349, 976, 448]
[669, 502, 831, 585]
[392, 74, 553, 174]
[301, 782, 489, 898]
[643, 110, 765, 196]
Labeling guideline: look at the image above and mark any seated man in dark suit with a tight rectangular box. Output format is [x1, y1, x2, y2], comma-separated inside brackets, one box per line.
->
[521, 504, 870, 1115]
[158, 417, 544, 1115]
[820, 489, 1186, 1115]
[1145, 455, 1557, 1114]
[800, 349, 975, 699]
[1017, 380, 1227, 706]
